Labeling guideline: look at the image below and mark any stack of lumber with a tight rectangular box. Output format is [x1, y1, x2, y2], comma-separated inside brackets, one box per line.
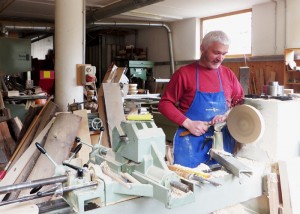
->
[0, 99, 86, 205]
[248, 68, 276, 95]
[267, 159, 300, 214]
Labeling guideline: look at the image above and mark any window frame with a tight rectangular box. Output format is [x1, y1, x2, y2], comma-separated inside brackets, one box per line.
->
[200, 9, 252, 58]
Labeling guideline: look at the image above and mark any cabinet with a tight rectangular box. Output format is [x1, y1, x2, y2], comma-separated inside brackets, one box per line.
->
[114, 47, 147, 67]
[284, 48, 300, 93]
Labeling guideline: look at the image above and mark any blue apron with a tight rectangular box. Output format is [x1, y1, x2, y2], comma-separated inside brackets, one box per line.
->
[173, 63, 236, 168]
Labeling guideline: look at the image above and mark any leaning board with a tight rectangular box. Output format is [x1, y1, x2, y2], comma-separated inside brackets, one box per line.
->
[278, 157, 300, 214]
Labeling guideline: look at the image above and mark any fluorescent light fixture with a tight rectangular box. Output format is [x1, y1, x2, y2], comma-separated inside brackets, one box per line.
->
[122, 11, 183, 20]
[122, 11, 162, 20]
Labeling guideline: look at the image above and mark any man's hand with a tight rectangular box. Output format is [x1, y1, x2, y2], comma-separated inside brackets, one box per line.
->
[210, 114, 227, 125]
[182, 118, 210, 136]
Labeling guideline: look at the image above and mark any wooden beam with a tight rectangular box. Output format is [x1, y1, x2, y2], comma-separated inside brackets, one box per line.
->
[19, 113, 82, 204]
[73, 109, 92, 165]
[103, 83, 126, 148]
[267, 173, 281, 214]
[9, 100, 58, 171]
[278, 157, 300, 214]
[0, 118, 55, 202]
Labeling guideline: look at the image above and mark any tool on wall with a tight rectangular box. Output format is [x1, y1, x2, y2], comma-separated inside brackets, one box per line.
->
[80, 65, 96, 85]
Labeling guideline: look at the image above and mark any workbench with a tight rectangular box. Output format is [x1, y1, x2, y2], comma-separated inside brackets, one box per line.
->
[35, 161, 265, 214]
[241, 98, 300, 162]
[94, 173, 263, 214]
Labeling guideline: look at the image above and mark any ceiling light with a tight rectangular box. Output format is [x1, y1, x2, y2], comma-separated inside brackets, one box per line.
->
[122, 11, 183, 20]
[122, 11, 162, 20]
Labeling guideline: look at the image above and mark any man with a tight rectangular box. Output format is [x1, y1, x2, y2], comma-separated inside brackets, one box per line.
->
[158, 31, 244, 168]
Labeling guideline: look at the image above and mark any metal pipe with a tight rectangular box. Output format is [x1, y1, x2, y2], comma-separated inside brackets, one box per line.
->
[0, 175, 68, 195]
[1, 19, 176, 76]
[272, 0, 278, 54]
[89, 21, 175, 75]
[82, 0, 86, 63]
[1, 21, 54, 32]
[0, 181, 98, 207]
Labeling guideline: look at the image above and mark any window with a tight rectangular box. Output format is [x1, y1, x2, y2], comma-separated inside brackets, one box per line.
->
[201, 9, 252, 56]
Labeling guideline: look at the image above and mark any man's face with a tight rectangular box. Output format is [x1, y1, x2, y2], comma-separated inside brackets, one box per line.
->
[200, 42, 229, 69]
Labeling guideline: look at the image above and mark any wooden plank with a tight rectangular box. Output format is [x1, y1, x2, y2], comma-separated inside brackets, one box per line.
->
[103, 83, 126, 147]
[98, 66, 127, 148]
[0, 118, 55, 202]
[259, 69, 264, 91]
[7, 117, 23, 142]
[239, 66, 250, 95]
[98, 86, 110, 147]
[32, 101, 58, 140]
[19, 113, 82, 203]
[0, 122, 16, 155]
[17, 105, 42, 142]
[270, 71, 276, 82]
[73, 109, 92, 165]
[9, 100, 58, 171]
[0, 131, 9, 165]
[255, 70, 261, 95]
[278, 157, 300, 214]
[0, 201, 38, 213]
[252, 74, 257, 95]
[267, 173, 281, 214]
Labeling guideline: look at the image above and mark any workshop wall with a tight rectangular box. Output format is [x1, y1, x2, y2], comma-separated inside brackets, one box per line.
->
[128, 1, 296, 87]
[252, 1, 286, 56]
[133, 3, 286, 61]
[252, 2, 278, 56]
[170, 18, 200, 61]
[136, 27, 169, 62]
[286, 0, 300, 48]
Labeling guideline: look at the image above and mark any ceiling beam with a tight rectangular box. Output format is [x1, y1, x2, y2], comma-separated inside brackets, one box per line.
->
[0, 0, 15, 14]
[87, 0, 164, 22]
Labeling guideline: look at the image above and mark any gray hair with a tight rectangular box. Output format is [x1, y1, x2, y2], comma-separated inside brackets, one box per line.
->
[201, 31, 230, 50]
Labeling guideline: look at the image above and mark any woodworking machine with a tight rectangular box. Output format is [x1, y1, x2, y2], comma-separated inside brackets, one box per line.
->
[86, 120, 195, 208]
[0, 104, 266, 214]
[0, 120, 195, 213]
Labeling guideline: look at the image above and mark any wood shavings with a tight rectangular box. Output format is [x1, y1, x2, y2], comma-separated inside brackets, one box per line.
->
[170, 186, 193, 199]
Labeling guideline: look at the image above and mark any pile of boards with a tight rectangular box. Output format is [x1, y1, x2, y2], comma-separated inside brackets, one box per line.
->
[0, 99, 94, 204]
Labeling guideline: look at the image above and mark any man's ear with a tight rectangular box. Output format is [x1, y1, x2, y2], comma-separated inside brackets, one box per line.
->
[200, 44, 204, 53]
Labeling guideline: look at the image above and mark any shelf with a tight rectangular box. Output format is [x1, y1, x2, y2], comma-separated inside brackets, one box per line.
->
[284, 48, 300, 93]
[287, 70, 300, 72]
[286, 82, 300, 85]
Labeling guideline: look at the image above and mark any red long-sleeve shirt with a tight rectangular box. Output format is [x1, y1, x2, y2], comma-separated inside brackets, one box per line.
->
[158, 61, 244, 126]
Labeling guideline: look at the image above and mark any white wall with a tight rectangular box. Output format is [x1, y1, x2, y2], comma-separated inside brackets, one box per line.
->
[286, 0, 300, 48]
[252, 2, 277, 55]
[171, 18, 200, 61]
[135, 0, 300, 68]
[130, 18, 199, 62]
[252, 1, 286, 55]
[31, 36, 53, 59]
